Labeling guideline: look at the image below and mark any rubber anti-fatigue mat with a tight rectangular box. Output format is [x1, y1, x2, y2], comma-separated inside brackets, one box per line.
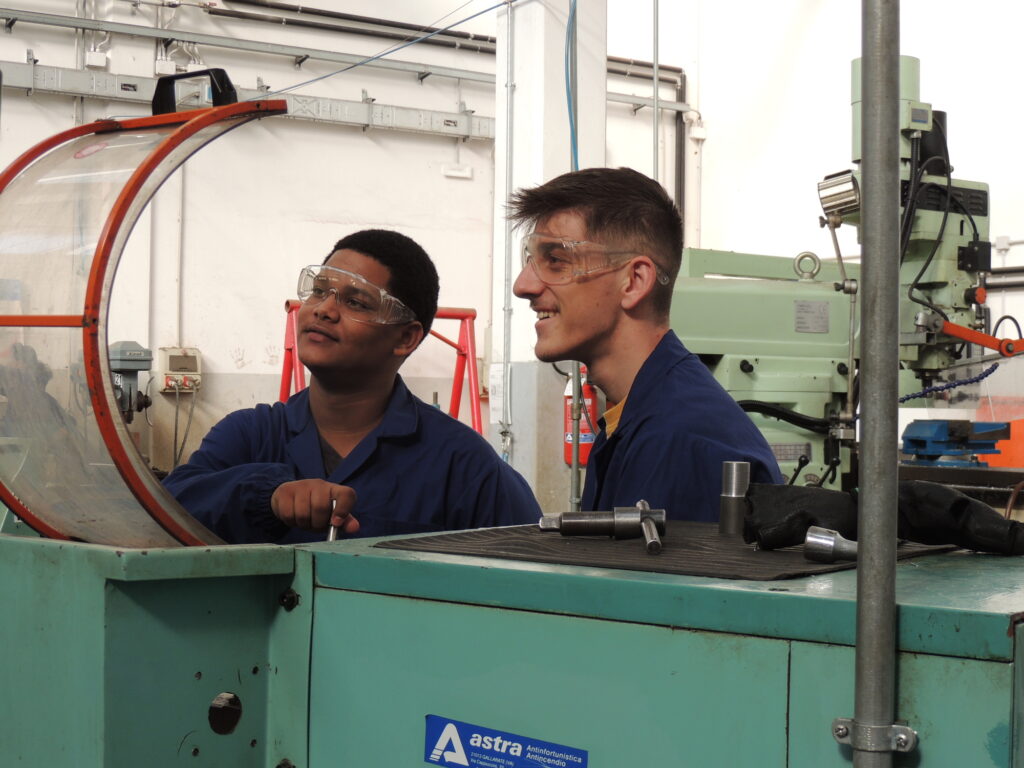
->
[376, 521, 954, 581]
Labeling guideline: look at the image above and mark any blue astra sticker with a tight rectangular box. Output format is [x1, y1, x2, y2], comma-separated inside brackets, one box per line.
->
[425, 715, 588, 768]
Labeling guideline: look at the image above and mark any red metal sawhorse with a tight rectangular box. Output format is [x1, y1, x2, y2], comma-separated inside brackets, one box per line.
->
[279, 302, 483, 434]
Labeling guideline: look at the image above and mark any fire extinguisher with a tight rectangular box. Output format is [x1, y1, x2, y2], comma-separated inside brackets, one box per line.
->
[564, 365, 599, 465]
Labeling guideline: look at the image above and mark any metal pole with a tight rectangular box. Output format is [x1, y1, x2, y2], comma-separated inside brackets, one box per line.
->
[567, 2, 582, 512]
[570, 361, 582, 512]
[73, 0, 86, 125]
[674, 77, 686, 219]
[651, 0, 659, 181]
[854, 1, 900, 767]
[500, 0, 516, 462]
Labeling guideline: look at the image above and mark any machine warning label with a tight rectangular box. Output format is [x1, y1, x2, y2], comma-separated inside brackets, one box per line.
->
[794, 300, 830, 333]
[425, 715, 588, 768]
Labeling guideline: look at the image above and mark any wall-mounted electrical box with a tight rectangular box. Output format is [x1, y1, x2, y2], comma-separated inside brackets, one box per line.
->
[159, 346, 201, 393]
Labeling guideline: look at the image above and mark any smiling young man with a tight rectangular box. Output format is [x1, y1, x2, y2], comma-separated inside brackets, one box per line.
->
[510, 167, 782, 521]
[165, 229, 541, 544]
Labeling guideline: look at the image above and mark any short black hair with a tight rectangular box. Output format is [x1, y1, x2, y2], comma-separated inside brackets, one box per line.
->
[507, 167, 683, 316]
[328, 229, 439, 335]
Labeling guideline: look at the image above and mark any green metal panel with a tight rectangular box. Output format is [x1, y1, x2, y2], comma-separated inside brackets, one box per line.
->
[102, 574, 295, 765]
[672, 274, 855, 359]
[312, 540, 1024, 661]
[680, 249, 860, 283]
[308, 588, 790, 767]
[267, 546, 316, 767]
[1, 538, 109, 765]
[0, 534, 308, 767]
[789, 640, 1013, 767]
[0, 505, 37, 536]
[1015, 623, 1024, 768]
[852, 56, 922, 163]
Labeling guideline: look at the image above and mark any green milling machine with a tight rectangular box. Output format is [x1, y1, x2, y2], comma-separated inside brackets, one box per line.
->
[671, 56, 1008, 492]
[2, 55, 1024, 768]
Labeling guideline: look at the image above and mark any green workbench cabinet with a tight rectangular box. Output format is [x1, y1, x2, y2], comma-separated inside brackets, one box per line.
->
[305, 586, 1018, 767]
[307, 538, 1024, 767]
[3, 527, 1024, 767]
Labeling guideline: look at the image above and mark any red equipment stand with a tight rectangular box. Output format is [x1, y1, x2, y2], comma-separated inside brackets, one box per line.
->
[280, 304, 483, 434]
[279, 300, 307, 403]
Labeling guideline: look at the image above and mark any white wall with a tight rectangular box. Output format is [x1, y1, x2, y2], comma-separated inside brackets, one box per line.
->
[0, 1, 505, 469]
[617, 1, 1024, 289]
[2, 0, 1023, 473]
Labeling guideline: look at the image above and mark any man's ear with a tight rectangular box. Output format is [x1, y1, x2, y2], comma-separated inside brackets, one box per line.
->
[620, 257, 659, 311]
[393, 322, 425, 357]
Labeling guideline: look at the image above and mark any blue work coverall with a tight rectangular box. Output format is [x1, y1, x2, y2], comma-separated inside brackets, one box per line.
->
[164, 377, 541, 543]
[582, 331, 782, 521]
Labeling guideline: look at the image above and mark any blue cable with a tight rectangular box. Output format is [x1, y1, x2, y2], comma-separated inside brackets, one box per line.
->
[254, 1, 515, 100]
[898, 363, 999, 403]
[564, 0, 579, 171]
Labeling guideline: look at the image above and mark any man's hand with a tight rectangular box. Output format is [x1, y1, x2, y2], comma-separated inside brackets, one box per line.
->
[270, 479, 359, 534]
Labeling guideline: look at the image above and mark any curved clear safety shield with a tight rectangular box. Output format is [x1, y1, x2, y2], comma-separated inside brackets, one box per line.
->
[0, 101, 286, 546]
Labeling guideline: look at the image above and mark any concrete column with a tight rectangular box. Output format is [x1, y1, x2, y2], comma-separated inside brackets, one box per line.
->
[491, 0, 607, 513]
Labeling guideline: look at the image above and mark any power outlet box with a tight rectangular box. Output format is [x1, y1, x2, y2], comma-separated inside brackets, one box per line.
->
[154, 58, 177, 76]
[159, 346, 202, 393]
[84, 50, 108, 70]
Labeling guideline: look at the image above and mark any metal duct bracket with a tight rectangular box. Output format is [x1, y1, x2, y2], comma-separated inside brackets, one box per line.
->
[832, 718, 918, 753]
[151, 67, 237, 115]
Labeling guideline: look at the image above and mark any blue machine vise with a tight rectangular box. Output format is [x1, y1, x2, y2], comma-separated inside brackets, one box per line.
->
[901, 419, 1010, 467]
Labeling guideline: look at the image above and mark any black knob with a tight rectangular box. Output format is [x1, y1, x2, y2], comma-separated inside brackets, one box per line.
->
[740, 360, 754, 374]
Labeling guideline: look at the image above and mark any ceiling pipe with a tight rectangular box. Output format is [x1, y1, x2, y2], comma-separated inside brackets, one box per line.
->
[224, 0, 496, 43]
[208, 7, 497, 54]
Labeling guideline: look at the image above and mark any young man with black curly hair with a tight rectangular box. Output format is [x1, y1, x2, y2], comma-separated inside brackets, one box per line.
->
[166, 229, 540, 543]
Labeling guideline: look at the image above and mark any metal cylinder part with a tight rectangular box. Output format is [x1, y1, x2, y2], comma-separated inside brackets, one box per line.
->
[558, 510, 616, 537]
[804, 526, 859, 563]
[719, 461, 751, 536]
[612, 500, 667, 539]
[640, 516, 662, 554]
[556, 503, 667, 540]
[721, 461, 751, 497]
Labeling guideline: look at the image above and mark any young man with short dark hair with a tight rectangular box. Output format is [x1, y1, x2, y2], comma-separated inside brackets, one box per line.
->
[510, 168, 781, 521]
[166, 229, 540, 543]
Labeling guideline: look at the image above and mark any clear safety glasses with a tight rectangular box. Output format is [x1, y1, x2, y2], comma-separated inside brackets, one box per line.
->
[296, 265, 417, 325]
[521, 233, 671, 286]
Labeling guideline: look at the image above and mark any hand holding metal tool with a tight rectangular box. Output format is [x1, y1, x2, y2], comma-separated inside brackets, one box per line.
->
[326, 493, 360, 540]
[539, 500, 667, 554]
[327, 498, 339, 542]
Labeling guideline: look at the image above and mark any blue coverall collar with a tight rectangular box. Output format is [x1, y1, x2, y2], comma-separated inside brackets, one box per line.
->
[608, 330, 689, 441]
[283, 375, 419, 480]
